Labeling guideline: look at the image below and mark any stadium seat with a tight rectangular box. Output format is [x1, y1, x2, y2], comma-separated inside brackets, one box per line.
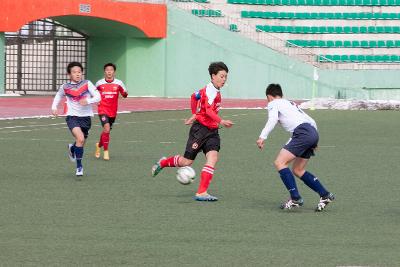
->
[386, 40, 395, 47]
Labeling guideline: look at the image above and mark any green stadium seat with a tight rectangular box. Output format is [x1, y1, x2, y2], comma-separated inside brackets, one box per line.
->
[319, 26, 327, 33]
[331, 0, 339, 4]
[377, 27, 385, 33]
[351, 27, 359, 33]
[369, 40, 377, 47]
[371, 0, 379, 5]
[368, 26, 377, 33]
[310, 13, 318, 19]
[335, 40, 343, 47]
[390, 55, 399, 61]
[339, 0, 347, 5]
[335, 27, 343, 33]
[294, 26, 303, 33]
[325, 13, 334, 19]
[344, 26, 351, 33]
[364, 0, 372, 5]
[302, 26, 311, 33]
[229, 24, 239, 32]
[374, 55, 383, 62]
[318, 40, 326, 47]
[347, 0, 355, 5]
[386, 40, 395, 47]
[352, 40, 360, 47]
[387, 0, 395, 5]
[333, 13, 342, 19]
[361, 40, 369, 47]
[392, 26, 400, 33]
[289, 0, 297, 4]
[395, 40, 400, 46]
[327, 40, 335, 47]
[360, 26, 368, 33]
[357, 55, 366, 61]
[322, 0, 330, 5]
[382, 55, 390, 61]
[281, 0, 290, 5]
[344, 41, 352, 47]
[349, 55, 358, 62]
[378, 40, 386, 47]
[365, 55, 374, 62]
[327, 26, 335, 33]
[333, 55, 341, 61]
[384, 26, 392, 33]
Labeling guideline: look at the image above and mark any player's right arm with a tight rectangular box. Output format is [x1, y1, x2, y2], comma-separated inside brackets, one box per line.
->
[51, 85, 65, 116]
[185, 91, 200, 125]
[257, 102, 279, 149]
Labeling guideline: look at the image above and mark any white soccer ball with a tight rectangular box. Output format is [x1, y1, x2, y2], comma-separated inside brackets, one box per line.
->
[176, 166, 196, 185]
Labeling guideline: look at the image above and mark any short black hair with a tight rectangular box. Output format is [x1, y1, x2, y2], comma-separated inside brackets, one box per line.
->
[104, 63, 116, 71]
[67, 62, 83, 74]
[266, 84, 283, 97]
[208, 61, 228, 77]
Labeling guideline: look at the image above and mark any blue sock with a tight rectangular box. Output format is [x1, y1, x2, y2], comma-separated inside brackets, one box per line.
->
[278, 168, 301, 200]
[70, 142, 76, 155]
[75, 146, 84, 169]
[300, 171, 328, 197]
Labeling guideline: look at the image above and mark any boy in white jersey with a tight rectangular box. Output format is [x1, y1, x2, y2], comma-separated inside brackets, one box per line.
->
[256, 84, 334, 211]
[51, 62, 101, 176]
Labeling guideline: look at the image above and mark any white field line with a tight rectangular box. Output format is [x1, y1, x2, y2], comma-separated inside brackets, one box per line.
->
[0, 113, 253, 134]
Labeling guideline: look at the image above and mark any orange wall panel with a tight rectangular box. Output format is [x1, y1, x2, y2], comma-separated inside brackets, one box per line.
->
[0, 0, 166, 38]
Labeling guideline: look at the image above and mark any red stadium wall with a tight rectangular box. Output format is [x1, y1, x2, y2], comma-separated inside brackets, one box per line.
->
[0, 0, 166, 38]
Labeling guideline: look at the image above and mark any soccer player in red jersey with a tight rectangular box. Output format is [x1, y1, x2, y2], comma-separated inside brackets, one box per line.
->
[151, 62, 234, 201]
[95, 63, 128, 160]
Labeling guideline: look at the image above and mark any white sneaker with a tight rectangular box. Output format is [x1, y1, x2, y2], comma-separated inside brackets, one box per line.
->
[76, 167, 83, 176]
[68, 144, 76, 163]
[316, 192, 335, 212]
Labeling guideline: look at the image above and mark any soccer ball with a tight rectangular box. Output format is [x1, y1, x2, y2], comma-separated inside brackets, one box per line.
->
[176, 166, 196, 185]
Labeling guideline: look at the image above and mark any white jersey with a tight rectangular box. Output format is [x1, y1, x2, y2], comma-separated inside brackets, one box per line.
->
[51, 80, 101, 117]
[259, 98, 317, 140]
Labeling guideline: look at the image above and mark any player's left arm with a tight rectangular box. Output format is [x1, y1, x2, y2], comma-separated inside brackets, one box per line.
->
[205, 104, 233, 128]
[80, 81, 101, 106]
[119, 81, 128, 98]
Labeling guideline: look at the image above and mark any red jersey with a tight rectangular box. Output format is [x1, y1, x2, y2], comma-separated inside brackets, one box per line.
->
[96, 78, 128, 117]
[190, 83, 222, 129]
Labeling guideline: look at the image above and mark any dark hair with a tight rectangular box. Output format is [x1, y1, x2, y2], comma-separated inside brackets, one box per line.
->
[67, 62, 83, 74]
[208, 61, 229, 76]
[104, 63, 116, 71]
[266, 84, 283, 97]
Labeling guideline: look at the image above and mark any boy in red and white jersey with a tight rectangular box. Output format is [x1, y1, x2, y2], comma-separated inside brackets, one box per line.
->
[151, 62, 234, 201]
[95, 63, 128, 160]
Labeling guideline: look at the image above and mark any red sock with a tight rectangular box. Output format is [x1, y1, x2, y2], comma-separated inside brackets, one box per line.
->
[197, 165, 215, 194]
[98, 132, 104, 147]
[103, 132, 110, 150]
[160, 155, 180, 168]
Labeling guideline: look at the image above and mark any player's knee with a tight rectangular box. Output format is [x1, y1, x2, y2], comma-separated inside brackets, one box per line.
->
[292, 167, 305, 178]
[274, 159, 286, 170]
[76, 136, 85, 146]
[180, 157, 193, 167]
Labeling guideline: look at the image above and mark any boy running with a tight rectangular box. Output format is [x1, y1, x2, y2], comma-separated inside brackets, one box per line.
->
[95, 63, 128, 160]
[151, 62, 234, 201]
[256, 84, 334, 211]
[51, 62, 101, 176]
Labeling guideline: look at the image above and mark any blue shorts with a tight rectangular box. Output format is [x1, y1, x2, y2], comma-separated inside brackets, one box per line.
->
[66, 116, 92, 139]
[284, 123, 319, 159]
